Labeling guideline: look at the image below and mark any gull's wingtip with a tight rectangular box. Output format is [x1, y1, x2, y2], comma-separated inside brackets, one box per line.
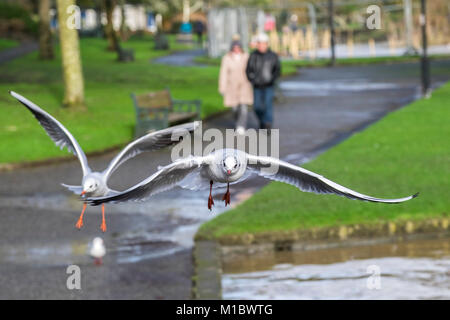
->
[9, 91, 21, 100]
[412, 192, 419, 199]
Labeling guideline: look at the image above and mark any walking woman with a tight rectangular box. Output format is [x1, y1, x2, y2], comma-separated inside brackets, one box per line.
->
[219, 40, 253, 134]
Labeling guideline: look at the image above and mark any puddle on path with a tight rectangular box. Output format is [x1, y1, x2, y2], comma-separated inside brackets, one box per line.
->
[278, 79, 408, 97]
[222, 237, 450, 300]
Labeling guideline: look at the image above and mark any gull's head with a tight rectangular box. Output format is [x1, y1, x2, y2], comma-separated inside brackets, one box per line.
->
[222, 155, 239, 176]
[90, 237, 106, 259]
[82, 177, 99, 196]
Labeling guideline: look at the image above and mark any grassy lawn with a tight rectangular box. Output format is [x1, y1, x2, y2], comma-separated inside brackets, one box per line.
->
[197, 81, 450, 240]
[0, 38, 18, 51]
[0, 36, 224, 164]
[195, 55, 300, 76]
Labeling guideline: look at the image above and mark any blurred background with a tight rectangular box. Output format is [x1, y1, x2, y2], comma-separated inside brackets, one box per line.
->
[0, 0, 449, 300]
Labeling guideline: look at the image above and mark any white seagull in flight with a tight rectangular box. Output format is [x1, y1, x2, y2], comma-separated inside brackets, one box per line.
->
[10, 91, 198, 231]
[86, 148, 418, 209]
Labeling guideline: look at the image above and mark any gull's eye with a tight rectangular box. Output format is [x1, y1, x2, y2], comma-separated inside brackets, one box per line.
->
[234, 163, 237, 168]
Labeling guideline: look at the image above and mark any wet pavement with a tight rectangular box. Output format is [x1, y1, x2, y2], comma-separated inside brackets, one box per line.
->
[307, 42, 450, 59]
[153, 48, 207, 66]
[0, 58, 449, 299]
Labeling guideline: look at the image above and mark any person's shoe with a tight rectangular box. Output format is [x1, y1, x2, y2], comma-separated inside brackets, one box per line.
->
[264, 123, 272, 131]
[259, 122, 265, 129]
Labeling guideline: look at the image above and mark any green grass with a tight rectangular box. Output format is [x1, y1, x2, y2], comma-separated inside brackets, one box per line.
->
[195, 56, 298, 76]
[196, 54, 450, 76]
[197, 81, 450, 240]
[195, 55, 299, 76]
[0, 38, 18, 51]
[0, 36, 224, 164]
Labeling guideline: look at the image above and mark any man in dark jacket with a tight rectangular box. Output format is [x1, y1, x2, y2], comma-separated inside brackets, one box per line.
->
[193, 20, 205, 46]
[246, 33, 281, 130]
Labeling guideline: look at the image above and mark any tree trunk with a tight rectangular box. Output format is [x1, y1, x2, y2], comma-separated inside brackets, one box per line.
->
[56, 0, 85, 109]
[103, 0, 119, 51]
[38, 0, 54, 60]
[119, 0, 128, 41]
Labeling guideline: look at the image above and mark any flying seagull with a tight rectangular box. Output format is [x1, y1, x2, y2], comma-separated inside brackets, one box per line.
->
[10, 91, 199, 231]
[86, 148, 418, 208]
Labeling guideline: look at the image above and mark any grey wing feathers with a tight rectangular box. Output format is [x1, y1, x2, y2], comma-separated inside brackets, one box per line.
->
[103, 121, 199, 179]
[178, 166, 253, 191]
[61, 184, 119, 197]
[88, 156, 204, 205]
[61, 184, 83, 195]
[177, 166, 211, 190]
[10, 91, 90, 176]
[246, 155, 418, 204]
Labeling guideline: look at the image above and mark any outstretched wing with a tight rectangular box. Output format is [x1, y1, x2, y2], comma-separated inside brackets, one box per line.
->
[178, 166, 254, 190]
[103, 121, 200, 180]
[246, 154, 418, 203]
[10, 91, 90, 176]
[61, 184, 83, 195]
[87, 156, 209, 205]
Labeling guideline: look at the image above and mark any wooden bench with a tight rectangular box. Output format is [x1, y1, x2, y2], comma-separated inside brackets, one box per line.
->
[131, 89, 201, 137]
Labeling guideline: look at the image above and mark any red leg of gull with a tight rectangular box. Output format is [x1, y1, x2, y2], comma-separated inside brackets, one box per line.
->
[75, 203, 87, 229]
[208, 180, 215, 210]
[222, 183, 231, 206]
[100, 204, 107, 232]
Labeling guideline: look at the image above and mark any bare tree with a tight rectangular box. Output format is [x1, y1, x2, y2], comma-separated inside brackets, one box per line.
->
[38, 0, 54, 60]
[119, 0, 128, 40]
[56, 0, 85, 109]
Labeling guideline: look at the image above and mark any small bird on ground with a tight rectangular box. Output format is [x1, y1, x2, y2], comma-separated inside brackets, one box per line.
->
[85, 148, 418, 209]
[89, 237, 106, 265]
[10, 91, 198, 231]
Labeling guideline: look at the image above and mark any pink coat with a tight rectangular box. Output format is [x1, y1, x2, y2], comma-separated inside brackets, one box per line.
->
[219, 52, 253, 107]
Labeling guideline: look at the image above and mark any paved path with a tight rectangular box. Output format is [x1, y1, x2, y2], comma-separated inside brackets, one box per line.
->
[153, 48, 207, 66]
[0, 41, 38, 64]
[0, 59, 448, 299]
[307, 43, 450, 59]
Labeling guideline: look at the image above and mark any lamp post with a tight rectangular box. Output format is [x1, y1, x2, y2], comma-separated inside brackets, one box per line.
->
[328, 0, 336, 66]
